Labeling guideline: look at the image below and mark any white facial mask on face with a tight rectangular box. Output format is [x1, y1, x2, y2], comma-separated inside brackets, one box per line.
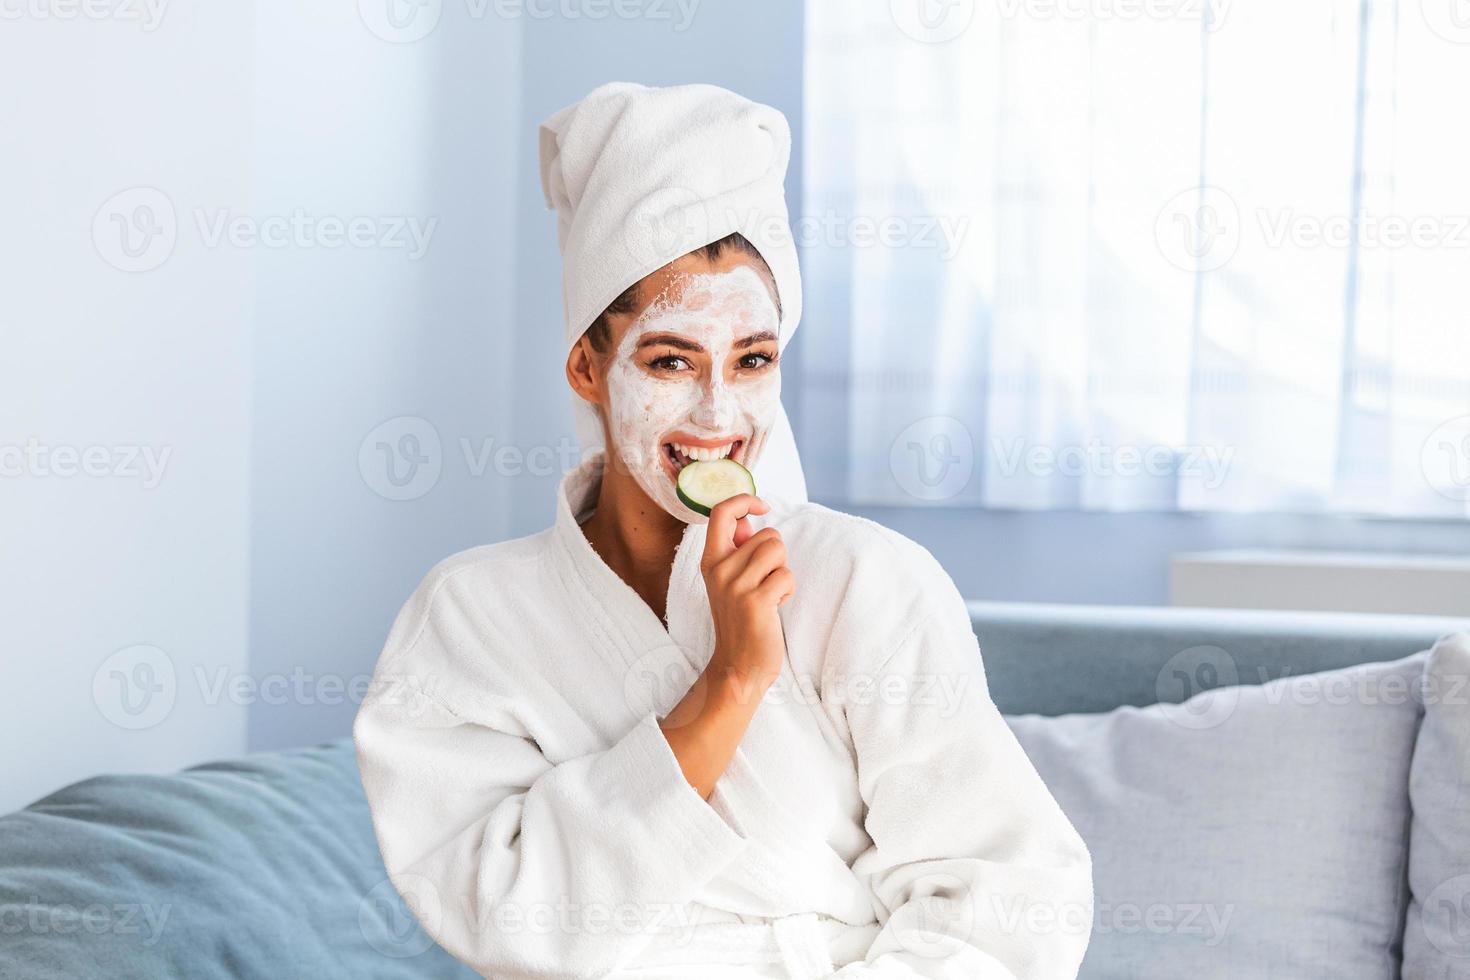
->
[602, 264, 782, 524]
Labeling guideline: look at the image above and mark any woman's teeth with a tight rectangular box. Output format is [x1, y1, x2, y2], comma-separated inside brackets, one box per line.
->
[667, 441, 739, 469]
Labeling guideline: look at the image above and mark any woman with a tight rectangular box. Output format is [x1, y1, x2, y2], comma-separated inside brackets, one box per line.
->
[355, 82, 1093, 980]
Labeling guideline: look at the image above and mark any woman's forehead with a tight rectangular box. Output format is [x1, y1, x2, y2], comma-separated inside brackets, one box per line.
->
[639, 267, 775, 322]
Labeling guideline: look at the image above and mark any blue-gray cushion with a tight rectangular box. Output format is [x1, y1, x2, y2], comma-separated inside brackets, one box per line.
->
[1404, 632, 1470, 977]
[1007, 652, 1427, 978]
[0, 738, 474, 980]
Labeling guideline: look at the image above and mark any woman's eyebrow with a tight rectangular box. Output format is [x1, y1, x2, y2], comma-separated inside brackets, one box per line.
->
[733, 330, 778, 350]
[635, 330, 778, 353]
[636, 333, 702, 353]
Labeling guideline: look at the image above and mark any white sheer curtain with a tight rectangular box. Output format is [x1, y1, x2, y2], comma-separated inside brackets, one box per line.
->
[800, 0, 1470, 517]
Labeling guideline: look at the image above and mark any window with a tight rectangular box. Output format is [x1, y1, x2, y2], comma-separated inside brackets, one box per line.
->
[800, 0, 1470, 517]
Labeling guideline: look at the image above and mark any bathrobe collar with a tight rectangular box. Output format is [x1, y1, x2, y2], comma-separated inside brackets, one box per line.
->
[551, 448, 716, 701]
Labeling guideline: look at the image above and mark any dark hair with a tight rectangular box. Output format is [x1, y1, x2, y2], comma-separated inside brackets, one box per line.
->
[582, 232, 780, 354]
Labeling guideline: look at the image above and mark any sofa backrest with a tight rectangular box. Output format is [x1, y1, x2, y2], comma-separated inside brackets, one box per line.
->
[971, 600, 1470, 716]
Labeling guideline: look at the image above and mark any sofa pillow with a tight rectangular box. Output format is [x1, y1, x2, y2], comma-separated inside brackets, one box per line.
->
[1403, 632, 1470, 978]
[0, 738, 476, 980]
[1007, 652, 1427, 979]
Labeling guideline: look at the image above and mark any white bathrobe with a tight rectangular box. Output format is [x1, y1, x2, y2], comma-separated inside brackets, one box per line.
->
[354, 449, 1094, 979]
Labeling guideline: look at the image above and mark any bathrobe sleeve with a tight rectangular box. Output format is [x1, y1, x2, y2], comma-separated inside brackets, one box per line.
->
[826, 544, 1095, 979]
[353, 592, 749, 979]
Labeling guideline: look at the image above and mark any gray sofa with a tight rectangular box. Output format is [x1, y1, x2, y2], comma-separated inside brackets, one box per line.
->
[2, 602, 1466, 979]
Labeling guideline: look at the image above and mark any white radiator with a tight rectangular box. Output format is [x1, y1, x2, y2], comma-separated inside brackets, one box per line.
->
[1169, 550, 1470, 616]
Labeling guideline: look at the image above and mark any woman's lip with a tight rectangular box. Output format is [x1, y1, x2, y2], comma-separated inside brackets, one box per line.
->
[663, 434, 746, 449]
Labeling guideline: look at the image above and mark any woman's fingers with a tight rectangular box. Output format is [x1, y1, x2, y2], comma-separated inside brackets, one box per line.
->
[755, 565, 796, 607]
[731, 534, 788, 593]
[702, 497, 791, 611]
[701, 493, 769, 570]
[708, 526, 781, 588]
[732, 514, 755, 549]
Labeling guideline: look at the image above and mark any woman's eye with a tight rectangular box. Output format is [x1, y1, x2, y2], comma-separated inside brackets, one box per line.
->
[738, 352, 776, 370]
[649, 355, 691, 372]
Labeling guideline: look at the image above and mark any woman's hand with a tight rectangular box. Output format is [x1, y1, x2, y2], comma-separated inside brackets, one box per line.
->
[658, 493, 795, 798]
[700, 493, 795, 694]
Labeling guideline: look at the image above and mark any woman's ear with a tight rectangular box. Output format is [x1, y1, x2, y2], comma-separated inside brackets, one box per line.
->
[565, 334, 605, 408]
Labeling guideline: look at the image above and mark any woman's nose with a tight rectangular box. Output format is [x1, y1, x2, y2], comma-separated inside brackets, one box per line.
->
[688, 376, 737, 431]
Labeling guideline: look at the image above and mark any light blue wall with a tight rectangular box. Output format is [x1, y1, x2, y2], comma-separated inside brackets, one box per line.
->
[1, 6, 254, 811]
[246, 3, 523, 752]
[0, 2, 525, 808]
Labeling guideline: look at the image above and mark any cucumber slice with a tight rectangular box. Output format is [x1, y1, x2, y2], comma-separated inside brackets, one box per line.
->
[675, 457, 756, 517]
